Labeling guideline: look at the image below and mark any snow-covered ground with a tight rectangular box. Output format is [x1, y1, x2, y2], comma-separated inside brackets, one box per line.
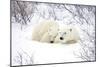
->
[12, 18, 83, 66]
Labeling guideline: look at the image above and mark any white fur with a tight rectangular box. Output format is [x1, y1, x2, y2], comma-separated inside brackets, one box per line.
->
[40, 25, 58, 43]
[54, 26, 80, 44]
[32, 20, 59, 42]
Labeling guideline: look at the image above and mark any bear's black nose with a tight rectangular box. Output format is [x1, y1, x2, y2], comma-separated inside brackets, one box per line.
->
[60, 37, 64, 40]
[50, 41, 54, 43]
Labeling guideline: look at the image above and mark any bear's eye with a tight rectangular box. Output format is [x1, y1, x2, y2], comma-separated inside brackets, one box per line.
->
[70, 29, 72, 32]
[64, 32, 66, 35]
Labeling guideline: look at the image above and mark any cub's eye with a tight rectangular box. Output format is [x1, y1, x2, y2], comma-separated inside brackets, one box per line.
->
[64, 32, 66, 34]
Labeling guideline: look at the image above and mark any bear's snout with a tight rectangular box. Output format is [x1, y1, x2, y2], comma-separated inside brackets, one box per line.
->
[50, 41, 54, 43]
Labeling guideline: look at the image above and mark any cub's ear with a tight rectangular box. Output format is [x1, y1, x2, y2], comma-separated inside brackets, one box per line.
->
[70, 28, 72, 32]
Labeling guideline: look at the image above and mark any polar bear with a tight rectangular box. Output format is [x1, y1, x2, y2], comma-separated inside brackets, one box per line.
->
[40, 25, 59, 43]
[54, 26, 80, 44]
[32, 20, 59, 42]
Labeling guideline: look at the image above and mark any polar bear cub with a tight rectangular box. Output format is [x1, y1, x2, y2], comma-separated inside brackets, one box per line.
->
[54, 26, 80, 44]
[40, 25, 59, 43]
[32, 20, 59, 43]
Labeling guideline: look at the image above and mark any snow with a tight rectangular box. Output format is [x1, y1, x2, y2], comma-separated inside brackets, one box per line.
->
[12, 18, 83, 66]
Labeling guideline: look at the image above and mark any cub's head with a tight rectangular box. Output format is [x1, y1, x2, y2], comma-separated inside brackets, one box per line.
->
[48, 25, 59, 43]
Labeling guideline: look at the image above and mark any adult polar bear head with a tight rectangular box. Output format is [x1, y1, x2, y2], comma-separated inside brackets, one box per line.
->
[54, 26, 80, 44]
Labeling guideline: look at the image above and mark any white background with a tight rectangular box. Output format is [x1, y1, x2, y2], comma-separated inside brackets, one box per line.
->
[0, 0, 99, 67]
